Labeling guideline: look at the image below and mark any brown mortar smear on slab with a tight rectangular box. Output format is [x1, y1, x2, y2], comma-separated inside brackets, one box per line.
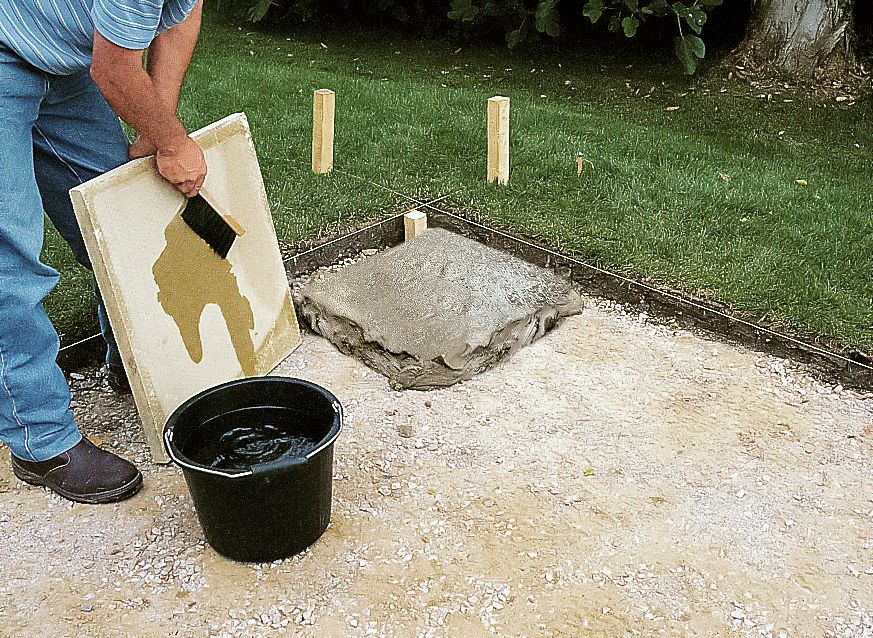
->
[152, 213, 257, 376]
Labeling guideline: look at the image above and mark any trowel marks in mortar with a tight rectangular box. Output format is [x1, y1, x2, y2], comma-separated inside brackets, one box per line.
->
[152, 213, 257, 376]
[301, 229, 583, 389]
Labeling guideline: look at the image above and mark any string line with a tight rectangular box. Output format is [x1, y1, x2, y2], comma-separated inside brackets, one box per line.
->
[58, 333, 102, 353]
[418, 202, 873, 373]
[283, 194, 450, 264]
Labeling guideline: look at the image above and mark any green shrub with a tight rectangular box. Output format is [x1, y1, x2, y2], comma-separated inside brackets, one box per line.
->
[449, 0, 724, 73]
[221, 0, 723, 73]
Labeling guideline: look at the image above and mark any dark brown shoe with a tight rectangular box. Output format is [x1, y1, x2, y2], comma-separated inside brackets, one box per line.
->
[11, 438, 142, 504]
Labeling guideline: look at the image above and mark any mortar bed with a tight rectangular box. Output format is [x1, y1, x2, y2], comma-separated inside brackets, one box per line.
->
[298, 228, 583, 390]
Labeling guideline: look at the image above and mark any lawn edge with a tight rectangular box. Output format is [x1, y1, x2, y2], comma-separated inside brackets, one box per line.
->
[59, 207, 873, 391]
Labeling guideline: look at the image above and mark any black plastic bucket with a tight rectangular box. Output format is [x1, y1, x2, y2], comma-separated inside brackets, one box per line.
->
[164, 377, 343, 562]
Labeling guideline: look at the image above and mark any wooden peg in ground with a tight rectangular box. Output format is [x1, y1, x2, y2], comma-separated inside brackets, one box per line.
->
[312, 89, 335, 174]
[404, 210, 427, 241]
[487, 96, 510, 185]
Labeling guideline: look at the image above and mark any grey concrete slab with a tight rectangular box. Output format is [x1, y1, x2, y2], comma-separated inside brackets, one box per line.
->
[299, 228, 583, 389]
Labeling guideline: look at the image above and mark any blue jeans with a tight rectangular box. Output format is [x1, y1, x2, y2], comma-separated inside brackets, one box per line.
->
[0, 45, 129, 462]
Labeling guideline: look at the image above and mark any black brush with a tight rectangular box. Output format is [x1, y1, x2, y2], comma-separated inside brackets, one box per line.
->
[181, 193, 243, 259]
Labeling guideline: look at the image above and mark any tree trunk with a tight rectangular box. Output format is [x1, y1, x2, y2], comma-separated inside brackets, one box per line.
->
[733, 0, 856, 80]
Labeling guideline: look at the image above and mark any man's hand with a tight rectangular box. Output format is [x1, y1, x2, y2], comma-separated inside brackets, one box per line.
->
[129, 135, 206, 197]
[155, 136, 207, 197]
[128, 136, 157, 160]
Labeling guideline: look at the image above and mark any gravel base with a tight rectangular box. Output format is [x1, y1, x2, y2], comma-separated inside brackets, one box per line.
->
[1, 293, 871, 637]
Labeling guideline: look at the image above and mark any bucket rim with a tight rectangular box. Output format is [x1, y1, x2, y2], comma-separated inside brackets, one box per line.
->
[163, 376, 343, 479]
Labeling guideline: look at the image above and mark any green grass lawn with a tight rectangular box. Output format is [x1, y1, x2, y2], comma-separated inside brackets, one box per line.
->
[44, 11, 873, 353]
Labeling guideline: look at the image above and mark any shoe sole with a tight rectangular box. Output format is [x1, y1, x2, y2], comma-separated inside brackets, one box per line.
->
[12, 463, 143, 505]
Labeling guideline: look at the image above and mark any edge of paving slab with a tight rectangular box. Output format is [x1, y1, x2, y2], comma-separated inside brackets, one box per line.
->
[60, 204, 873, 391]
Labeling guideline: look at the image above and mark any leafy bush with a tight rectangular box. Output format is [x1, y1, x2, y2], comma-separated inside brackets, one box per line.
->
[449, 0, 724, 73]
[222, 0, 724, 73]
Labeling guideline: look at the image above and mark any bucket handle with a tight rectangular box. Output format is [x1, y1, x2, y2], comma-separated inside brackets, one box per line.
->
[165, 428, 254, 478]
[249, 400, 343, 478]
[250, 454, 308, 477]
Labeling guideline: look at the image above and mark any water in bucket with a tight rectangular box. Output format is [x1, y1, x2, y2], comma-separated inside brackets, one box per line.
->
[182, 407, 320, 471]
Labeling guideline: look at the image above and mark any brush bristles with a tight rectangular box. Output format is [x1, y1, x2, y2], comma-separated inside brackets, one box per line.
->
[181, 195, 238, 259]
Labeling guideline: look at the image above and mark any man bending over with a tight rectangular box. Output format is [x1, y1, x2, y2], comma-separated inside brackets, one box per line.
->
[0, 0, 207, 503]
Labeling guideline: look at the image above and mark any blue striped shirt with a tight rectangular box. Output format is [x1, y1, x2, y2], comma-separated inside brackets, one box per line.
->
[0, 0, 197, 75]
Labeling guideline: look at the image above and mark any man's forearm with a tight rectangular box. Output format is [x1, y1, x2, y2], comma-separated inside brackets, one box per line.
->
[90, 41, 188, 152]
[91, 0, 202, 152]
[90, 5, 207, 195]
[146, 0, 202, 110]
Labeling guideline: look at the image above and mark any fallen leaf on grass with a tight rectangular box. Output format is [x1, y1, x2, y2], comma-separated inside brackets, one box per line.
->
[666, 106, 680, 112]
[795, 179, 808, 186]
[576, 156, 594, 176]
[718, 172, 731, 183]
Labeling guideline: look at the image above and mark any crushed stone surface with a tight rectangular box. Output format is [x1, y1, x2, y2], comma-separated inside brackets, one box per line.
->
[1, 296, 871, 637]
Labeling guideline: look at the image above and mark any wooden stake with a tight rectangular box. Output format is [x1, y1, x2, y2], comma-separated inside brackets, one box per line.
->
[312, 89, 335, 174]
[404, 210, 427, 241]
[487, 96, 510, 185]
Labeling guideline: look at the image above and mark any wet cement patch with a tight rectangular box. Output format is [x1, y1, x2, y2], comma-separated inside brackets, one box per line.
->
[299, 229, 583, 389]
